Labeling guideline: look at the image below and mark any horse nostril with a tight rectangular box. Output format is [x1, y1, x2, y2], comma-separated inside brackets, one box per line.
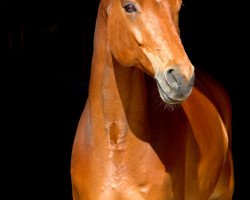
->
[165, 68, 179, 88]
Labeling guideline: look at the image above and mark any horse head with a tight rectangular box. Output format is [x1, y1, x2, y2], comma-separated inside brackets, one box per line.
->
[105, 0, 195, 104]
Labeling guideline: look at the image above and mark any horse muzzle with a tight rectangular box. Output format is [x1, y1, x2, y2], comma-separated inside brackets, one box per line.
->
[155, 68, 195, 104]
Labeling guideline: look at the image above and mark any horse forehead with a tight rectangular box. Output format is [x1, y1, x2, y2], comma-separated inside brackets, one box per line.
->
[135, 0, 181, 5]
[108, 0, 181, 6]
[124, 0, 180, 3]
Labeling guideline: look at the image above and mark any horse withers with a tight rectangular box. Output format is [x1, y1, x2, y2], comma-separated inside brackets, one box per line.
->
[71, 0, 234, 199]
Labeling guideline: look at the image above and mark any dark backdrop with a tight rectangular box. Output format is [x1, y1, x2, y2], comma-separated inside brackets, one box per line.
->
[1, 0, 245, 199]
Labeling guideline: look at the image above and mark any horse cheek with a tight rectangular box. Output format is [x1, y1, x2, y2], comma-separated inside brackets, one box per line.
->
[107, 12, 138, 66]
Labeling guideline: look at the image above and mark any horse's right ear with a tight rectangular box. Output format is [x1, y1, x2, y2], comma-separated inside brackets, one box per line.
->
[106, 5, 111, 16]
[105, 0, 115, 16]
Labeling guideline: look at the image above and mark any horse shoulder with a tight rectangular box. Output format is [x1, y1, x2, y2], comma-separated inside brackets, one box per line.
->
[182, 84, 230, 199]
[192, 71, 234, 199]
[71, 99, 92, 197]
[195, 70, 232, 135]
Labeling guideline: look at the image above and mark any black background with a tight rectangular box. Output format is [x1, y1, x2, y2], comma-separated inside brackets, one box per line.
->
[1, 0, 246, 199]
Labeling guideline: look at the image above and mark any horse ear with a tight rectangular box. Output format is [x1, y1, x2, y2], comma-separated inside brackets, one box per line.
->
[106, 5, 111, 15]
[106, 0, 117, 16]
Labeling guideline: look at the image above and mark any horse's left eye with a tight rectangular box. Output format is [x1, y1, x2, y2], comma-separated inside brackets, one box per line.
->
[124, 3, 137, 13]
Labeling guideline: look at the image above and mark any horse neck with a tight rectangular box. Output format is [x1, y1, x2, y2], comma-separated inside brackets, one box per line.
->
[88, 10, 149, 142]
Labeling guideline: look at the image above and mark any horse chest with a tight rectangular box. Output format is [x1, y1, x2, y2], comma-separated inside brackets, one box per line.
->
[93, 148, 176, 200]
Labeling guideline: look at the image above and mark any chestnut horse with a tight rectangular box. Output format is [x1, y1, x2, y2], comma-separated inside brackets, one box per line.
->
[71, 0, 234, 199]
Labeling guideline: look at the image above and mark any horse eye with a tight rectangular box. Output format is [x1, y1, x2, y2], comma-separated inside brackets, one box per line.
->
[124, 3, 137, 13]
